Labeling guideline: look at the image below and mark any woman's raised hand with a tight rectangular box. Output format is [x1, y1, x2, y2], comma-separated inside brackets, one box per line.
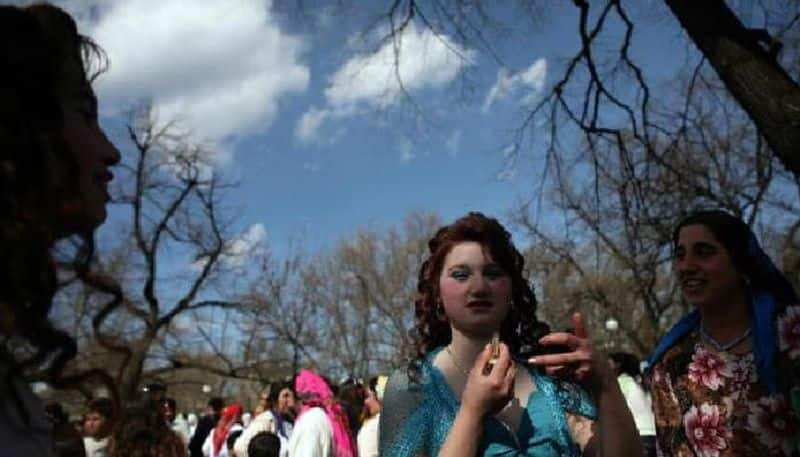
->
[528, 312, 615, 391]
[460, 342, 517, 418]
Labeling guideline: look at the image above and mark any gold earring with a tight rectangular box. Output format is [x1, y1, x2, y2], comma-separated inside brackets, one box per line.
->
[435, 299, 447, 321]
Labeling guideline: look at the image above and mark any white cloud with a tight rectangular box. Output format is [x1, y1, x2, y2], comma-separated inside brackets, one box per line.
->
[483, 58, 547, 113]
[74, 0, 309, 149]
[191, 223, 267, 271]
[222, 223, 268, 268]
[295, 108, 331, 144]
[295, 22, 475, 145]
[496, 169, 516, 182]
[302, 161, 320, 173]
[398, 137, 416, 163]
[445, 130, 462, 156]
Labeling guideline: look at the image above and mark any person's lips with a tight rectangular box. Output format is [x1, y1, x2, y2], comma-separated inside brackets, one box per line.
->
[466, 300, 493, 308]
[681, 277, 706, 293]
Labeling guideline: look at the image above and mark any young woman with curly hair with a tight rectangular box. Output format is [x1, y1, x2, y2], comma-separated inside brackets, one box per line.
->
[0, 3, 120, 456]
[379, 212, 640, 456]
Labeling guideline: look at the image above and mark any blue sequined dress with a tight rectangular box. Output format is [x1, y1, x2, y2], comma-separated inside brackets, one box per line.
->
[379, 348, 597, 456]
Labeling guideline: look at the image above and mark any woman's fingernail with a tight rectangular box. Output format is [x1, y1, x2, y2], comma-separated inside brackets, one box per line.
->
[528, 357, 537, 364]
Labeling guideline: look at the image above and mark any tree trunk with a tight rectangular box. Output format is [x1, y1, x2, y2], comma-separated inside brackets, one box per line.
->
[119, 337, 155, 401]
[665, 0, 800, 178]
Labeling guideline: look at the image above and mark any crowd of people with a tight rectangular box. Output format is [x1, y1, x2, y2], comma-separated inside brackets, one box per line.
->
[1, 2, 798, 456]
[38, 373, 387, 457]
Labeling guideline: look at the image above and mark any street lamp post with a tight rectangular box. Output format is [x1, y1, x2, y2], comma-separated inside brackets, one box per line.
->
[604, 317, 619, 350]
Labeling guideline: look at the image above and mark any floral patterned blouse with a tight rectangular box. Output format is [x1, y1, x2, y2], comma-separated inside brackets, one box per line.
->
[650, 305, 800, 457]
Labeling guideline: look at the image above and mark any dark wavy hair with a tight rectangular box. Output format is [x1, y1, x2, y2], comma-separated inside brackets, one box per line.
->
[0, 3, 116, 424]
[672, 209, 796, 309]
[408, 212, 550, 380]
[108, 397, 186, 457]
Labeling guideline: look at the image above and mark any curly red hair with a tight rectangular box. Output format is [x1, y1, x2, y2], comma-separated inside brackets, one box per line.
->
[408, 212, 550, 379]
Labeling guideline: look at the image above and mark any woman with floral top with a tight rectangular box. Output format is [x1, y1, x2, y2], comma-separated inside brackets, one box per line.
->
[646, 210, 800, 457]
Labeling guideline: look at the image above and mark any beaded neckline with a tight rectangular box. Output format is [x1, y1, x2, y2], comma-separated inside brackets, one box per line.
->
[699, 321, 752, 352]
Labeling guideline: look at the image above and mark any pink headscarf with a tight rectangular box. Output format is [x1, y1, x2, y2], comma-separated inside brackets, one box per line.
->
[295, 369, 356, 457]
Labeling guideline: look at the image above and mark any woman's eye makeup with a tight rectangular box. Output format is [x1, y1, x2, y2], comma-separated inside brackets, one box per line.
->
[483, 265, 506, 278]
[450, 269, 470, 280]
[448, 265, 506, 280]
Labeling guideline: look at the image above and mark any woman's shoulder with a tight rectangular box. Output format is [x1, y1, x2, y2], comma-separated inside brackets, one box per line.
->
[384, 367, 429, 405]
[525, 366, 598, 420]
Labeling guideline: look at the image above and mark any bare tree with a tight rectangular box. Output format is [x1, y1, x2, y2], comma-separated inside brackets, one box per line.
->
[53, 105, 249, 401]
[363, 1, 799, 178]
[340, 1, 800, 351]
[514, 61, 800, 352]
[300, 211, 440, 377]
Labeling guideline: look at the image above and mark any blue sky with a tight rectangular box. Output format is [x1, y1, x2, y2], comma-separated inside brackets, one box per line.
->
[46, 0, 687, 258]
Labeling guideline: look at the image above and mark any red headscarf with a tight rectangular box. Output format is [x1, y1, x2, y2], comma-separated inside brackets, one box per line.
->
[212, 403, 242, 456]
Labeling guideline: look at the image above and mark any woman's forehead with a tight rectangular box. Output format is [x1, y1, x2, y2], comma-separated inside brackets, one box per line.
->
[677, 224, 719, 244]
[443, 241, 494, 265]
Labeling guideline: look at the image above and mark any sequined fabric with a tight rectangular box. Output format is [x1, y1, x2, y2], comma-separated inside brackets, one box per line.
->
[379, 348, 597, 456]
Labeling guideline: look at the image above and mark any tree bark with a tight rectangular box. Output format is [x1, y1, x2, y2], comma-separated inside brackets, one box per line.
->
[665, 0, 800, 178]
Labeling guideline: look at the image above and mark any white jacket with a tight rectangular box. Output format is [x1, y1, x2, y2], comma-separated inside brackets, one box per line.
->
[201, 423, 243, 457]
[287, 407, 332, 457]
[233, 410, 290, 457]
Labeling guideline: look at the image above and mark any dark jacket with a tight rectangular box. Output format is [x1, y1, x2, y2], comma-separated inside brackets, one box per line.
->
[188, 413, 219, 457]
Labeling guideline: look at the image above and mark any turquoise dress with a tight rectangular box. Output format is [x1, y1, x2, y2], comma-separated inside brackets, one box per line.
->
[379, 348, 597, 456]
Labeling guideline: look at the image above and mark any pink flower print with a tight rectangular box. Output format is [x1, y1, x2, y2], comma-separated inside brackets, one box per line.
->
[688, 345, 733, 390]
[727, 354, 756, 400]
[747, 394, 799, 457]
[683, 403, 732, 457]
[778, 305, 800, 360]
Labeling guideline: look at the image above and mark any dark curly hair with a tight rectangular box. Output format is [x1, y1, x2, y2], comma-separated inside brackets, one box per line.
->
[408, 212, 550, 380]
[108, 397, 186, 457]
[0, 3, 116, 424]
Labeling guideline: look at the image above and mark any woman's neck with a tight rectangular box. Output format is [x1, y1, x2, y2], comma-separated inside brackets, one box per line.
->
[699, 294, 750, 343]
[448, 327, 493, 369]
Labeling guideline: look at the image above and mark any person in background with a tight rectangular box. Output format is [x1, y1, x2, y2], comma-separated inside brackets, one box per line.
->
[146, 383, 167, 405]
[226, 430, 243, 457]
[0, 3, 120, 455]
[46, 402, 85, 457]
[609, 352, 656, 457]
[187, 414, 198, 441]
[247, 432, 281, 457]
[83, 398, 114, 457]
[233, 383, 291, 457]
[163, 398, 191, 447]
[189, 397, 223, 457]
[274, 385, 297, 426]
[357, 376, 387, 457]
[202, 403, 243, 457]
[337, 379, 365, 439]
[107, 397, 185, 457]
[288, 369, 356, 457]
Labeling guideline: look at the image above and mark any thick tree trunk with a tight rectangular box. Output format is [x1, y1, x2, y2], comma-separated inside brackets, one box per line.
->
[120, 337, 155, 401]
[665, 0, 800, 178]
